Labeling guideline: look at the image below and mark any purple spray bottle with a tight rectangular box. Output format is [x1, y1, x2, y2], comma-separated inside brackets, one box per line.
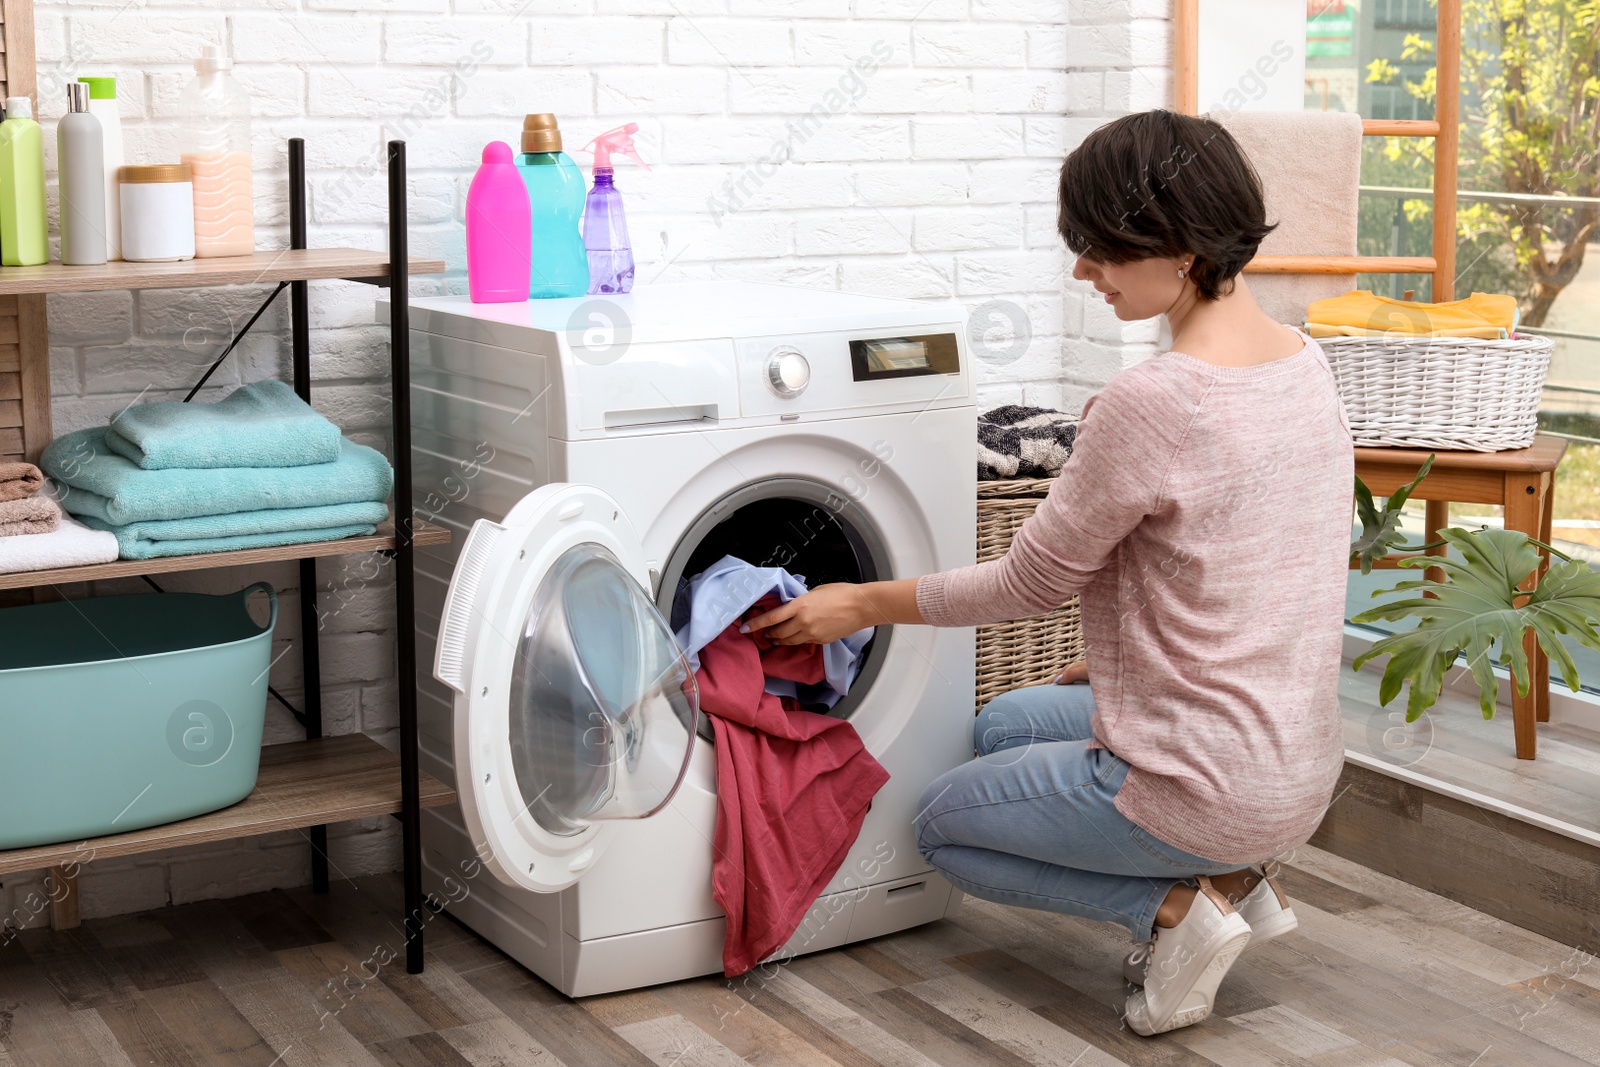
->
[579, 123, 650, 295]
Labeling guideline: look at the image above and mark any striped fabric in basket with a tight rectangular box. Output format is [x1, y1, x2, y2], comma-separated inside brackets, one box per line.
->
[974, 476, 1084, 713]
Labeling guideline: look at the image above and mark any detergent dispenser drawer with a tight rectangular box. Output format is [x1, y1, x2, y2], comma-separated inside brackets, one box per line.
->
[569, 338, 739, 431]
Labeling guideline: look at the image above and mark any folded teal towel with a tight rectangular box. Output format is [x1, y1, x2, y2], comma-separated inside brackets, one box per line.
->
[104, 381, 343, 470]
[80, 501, 391, 559]
[44, 428, 393, 526]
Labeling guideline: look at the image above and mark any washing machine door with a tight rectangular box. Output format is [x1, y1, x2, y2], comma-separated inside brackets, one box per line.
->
[433, 483, 700, 893]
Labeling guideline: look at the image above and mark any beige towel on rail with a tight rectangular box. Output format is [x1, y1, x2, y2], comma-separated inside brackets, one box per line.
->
[1207, 110, 1364, 326]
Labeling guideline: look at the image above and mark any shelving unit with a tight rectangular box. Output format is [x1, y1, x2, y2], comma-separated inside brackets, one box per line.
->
[0, 735, 456, 876]
[0, 248, 441, 295]
[0, 138, 454, 975]
[0, 519, 450, 591]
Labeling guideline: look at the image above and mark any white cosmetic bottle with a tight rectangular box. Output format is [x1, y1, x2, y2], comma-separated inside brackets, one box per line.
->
[58, 82, 107, 266]
[77, 77, 124, 260]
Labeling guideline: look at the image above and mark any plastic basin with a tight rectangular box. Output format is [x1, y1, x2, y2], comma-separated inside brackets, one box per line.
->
[0, 582, 277, 851]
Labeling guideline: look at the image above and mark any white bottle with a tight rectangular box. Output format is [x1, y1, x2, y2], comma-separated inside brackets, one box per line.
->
[179, 46, 254, 258]
[77, 78, 124, 260]
[58, 82, 106, 266]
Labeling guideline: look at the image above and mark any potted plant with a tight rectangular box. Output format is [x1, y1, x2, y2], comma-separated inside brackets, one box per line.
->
[1349, 455, 1600, 721]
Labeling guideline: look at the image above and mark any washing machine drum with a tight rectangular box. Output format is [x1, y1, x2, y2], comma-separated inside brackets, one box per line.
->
[433, 484, 699, 893]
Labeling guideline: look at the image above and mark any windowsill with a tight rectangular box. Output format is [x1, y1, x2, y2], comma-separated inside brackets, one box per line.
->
[1340, 622, 1600, 849]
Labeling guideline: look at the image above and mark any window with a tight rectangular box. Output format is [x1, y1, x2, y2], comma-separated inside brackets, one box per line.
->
[1333, 0, 1600, 691]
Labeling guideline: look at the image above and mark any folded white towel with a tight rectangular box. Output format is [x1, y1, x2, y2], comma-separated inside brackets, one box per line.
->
[0, 488, 118, 575]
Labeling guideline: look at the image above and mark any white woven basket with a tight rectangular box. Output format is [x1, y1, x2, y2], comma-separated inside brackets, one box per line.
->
[1319, 334, 1553, 451]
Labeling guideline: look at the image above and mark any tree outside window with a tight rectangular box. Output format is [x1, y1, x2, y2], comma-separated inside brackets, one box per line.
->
[1364, 0, 1600, 327]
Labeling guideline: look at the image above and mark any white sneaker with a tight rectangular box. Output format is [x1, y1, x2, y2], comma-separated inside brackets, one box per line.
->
[1123, 876, 1252, 1036]
[1123, 866, 1297, 985]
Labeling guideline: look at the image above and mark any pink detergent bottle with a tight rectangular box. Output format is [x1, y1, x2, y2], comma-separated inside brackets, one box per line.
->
[578, 123, 650, 295]
[466, 141, 531, 304]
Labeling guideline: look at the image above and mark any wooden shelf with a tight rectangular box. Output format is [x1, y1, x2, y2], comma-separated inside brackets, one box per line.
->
[0, 518, 450, 591]
[0, 734, 457, 876]
[0, 248, 446, 296]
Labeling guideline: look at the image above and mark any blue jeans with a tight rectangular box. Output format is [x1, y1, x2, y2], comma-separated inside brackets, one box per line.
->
[914, 683, 1247, 942]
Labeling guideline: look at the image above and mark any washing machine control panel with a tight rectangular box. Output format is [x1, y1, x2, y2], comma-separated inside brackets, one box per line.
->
[765, 346, 812, 398]
[737, 325, 969, 419]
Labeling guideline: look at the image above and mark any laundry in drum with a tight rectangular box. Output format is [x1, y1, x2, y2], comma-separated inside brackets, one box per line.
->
[670, 553, 888, 977]
[672, 554, 872, 708]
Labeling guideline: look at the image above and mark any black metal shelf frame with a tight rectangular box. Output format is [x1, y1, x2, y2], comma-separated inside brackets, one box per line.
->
[180, 138, 426, 972]
[308, 139, 424, 973]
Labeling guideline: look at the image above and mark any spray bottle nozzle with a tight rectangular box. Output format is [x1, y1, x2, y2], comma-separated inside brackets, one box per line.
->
[580, 123, 651, 173]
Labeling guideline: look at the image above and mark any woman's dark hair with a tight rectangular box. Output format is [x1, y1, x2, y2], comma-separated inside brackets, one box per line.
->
[1057, 110, 1275, 302]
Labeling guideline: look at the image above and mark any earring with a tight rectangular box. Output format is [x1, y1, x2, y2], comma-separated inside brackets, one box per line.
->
[1177, 262, 1190, 279]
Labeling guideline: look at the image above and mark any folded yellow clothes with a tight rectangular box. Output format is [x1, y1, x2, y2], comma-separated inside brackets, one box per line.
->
[1306, 290, 1519, 337]
[1306, 323, 1508, 340]
[0, 495, 59, 537]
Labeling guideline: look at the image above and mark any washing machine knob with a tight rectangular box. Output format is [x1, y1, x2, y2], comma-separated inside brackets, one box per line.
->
[765, 346, 811, 399]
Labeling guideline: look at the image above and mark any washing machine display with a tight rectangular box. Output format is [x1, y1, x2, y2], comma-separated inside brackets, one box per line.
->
[848, 331, 961, 380]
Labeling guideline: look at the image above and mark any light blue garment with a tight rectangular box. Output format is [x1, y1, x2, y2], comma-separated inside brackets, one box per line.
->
[79, 500, 390, 560]
[103, 380, 343, 470]
[914, 683, 1248, 943]
[673, 554, 872, 709]
[44, 429, 393, 526]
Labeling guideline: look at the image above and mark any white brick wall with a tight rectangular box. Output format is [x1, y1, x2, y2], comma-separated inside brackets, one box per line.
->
[2, 0, 1170, 932]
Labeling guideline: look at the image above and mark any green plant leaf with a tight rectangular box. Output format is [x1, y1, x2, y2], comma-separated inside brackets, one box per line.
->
[1520, 559, 1600, 689]
[1352, 527, 1600, 721]
[1350, 454, 1436, 575]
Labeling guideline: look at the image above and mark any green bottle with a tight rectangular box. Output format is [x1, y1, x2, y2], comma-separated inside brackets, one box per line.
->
[0, 96, 48, 266]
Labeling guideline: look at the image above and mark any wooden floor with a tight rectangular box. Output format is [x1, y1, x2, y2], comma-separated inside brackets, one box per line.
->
[1326, 658, 1600, 953]
[4, 845, 1600, 1067]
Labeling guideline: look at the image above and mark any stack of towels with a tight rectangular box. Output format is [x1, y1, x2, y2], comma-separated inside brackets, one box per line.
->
[41, 381, 394, 561]
[1305, 291, 1520, 339]
[0, 461, 119, 574]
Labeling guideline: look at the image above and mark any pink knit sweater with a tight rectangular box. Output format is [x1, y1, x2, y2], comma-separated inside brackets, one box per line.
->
[918, 334, 1354, 862]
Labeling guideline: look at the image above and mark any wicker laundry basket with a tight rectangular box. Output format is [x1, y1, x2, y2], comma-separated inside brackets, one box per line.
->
[973, 477, 1085, 713]
[1320, 334, 1553, 451]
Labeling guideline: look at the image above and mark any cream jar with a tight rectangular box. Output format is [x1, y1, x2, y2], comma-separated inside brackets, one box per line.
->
[119, 164, 196, 262]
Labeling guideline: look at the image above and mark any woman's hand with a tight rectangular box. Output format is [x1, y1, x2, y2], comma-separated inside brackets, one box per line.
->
[1053, 660, 1089, 685]
[742, 583, 881, 646]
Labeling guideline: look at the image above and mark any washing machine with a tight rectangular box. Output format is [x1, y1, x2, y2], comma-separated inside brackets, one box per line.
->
[395, 281, 977, 997]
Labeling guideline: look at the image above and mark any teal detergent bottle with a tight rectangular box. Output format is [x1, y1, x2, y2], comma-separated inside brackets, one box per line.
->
[516, 113, 588, 298]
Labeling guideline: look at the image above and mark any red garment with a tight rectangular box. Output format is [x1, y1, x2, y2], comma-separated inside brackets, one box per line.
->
[695, 595, 889, 977]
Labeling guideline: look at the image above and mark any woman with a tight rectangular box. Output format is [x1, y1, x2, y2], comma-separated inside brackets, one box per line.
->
[744, 109, 1354, 1037]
